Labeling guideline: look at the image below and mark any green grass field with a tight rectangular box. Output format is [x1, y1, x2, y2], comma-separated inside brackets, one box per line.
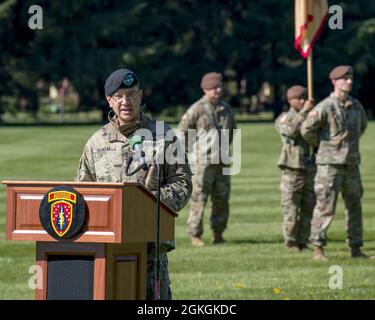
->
[1, 122, 374, 300]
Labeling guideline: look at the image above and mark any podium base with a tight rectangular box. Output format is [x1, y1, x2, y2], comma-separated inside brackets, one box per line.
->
[35, 241, 147, 300]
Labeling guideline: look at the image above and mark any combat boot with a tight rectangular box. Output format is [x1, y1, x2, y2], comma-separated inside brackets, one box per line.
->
[191, 236, 205, 247]
[212, 233, 226, 244]
[349, 246, 368, 258]
[312, 245, 328, 261]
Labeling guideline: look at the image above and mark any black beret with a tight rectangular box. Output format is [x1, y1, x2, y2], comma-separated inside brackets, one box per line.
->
[329, 65, 353, 80]
[287, 85, 307, 100]
[104, 69, 139, 96]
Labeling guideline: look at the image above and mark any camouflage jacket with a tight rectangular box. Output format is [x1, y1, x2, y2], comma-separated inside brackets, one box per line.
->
[301, 94, 367, 165]
[178, 96, 237, 166]
[275, 106, 314, 170]
[75, 113, 193, 251]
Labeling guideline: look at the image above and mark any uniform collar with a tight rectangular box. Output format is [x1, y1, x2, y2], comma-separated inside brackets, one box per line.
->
[289, 108, 299, 116]
[202, 96, 225, 111]
[107, 112, 143, 143]
[330, 92, 353, 109]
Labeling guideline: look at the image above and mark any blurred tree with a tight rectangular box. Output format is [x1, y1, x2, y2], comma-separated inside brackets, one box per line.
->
[0, 0, 374, 119]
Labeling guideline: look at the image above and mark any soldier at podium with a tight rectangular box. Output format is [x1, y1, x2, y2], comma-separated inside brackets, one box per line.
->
[75, 68, 192, 299]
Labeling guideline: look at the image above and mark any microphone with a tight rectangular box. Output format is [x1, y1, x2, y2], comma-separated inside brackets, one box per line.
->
[124, 135, 149, 177]
[129, 135, 147, 167]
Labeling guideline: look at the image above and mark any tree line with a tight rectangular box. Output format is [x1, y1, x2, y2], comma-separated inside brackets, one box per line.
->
[0, 0, 374, 120]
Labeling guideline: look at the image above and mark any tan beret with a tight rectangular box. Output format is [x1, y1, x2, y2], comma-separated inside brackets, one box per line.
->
[287, 85, 306, 100]
[200, 72, 223, 90]
[329, 65, 353, 80]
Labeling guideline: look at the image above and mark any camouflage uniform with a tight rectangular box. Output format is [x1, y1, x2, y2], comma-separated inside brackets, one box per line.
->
[275, 106, 316, 248]
[178, 96, 237, 238]
[301, 93, 367, 247]
[75, 112, 192, 299]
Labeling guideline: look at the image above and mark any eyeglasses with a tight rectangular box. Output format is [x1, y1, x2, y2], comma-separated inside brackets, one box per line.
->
[111, 91, 140, 103]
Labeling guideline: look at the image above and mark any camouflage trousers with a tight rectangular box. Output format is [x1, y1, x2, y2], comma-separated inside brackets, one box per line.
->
[187, 164, 230, 237]
[280, 166, 316, 247]
[146, 247, 172, 300]
[310, 164, 364, 247]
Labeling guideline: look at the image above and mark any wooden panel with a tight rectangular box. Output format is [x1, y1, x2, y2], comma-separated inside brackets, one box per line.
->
[16, 193, 42, 230]
[2, 181, 176, 243]
[35, 242, 106, 300]
[35, 245, 48, 300]
[6, 186, 15, 240]
[5, 183, 123, 243]
[106, 243, 147, 300]
[122, 185, 175, 243]
[115, 257, 138, 300]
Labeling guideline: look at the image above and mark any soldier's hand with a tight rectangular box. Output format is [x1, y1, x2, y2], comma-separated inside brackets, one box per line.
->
[303, 99, 314, 112]
[145, 163, 158, 190]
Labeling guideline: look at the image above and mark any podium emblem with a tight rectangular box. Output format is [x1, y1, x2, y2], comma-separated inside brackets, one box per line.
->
[39, 186, 86, 240]
[51, 200, 74, 237]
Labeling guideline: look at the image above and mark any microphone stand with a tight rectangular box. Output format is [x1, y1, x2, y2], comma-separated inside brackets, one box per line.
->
[153, 135, 177, 300]
[125, 154, 162, 301]
[154, 161, 161, 301]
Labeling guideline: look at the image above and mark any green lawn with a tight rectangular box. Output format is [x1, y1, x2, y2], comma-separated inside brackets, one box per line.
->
[1, 122, 374, 300]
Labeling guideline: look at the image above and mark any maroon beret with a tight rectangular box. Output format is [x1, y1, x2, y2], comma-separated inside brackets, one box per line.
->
[329, 65, 353, 80]
[287, 85, 306, 100]
[200, 72, 223, 90]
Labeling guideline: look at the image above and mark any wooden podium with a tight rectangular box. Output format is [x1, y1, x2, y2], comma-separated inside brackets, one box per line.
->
[2, 181, 176, 300]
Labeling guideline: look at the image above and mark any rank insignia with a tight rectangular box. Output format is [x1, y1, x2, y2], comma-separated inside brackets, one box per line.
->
[123, 73, 135, 87]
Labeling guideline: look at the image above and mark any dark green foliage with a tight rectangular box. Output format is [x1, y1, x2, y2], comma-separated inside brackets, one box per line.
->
[0, 0, 374, 116]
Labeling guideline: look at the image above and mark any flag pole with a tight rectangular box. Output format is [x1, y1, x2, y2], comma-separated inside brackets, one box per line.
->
[307, 50, 313, 101]
[307, 50, 315, 159]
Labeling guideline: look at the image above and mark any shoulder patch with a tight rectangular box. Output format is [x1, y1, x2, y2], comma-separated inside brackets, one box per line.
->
[308, 111, 318, 117]
[280, 114, 288, 123]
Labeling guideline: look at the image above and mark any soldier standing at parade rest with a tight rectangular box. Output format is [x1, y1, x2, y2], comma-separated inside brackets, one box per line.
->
[178, 72, 237, 247]
[301, 65, 370, 261]
[275, 85, 315, 251]
[75, 68, 192, 298]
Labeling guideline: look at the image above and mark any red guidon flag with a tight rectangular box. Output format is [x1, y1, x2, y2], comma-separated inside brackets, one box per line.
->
[295, 0, 328, 58]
